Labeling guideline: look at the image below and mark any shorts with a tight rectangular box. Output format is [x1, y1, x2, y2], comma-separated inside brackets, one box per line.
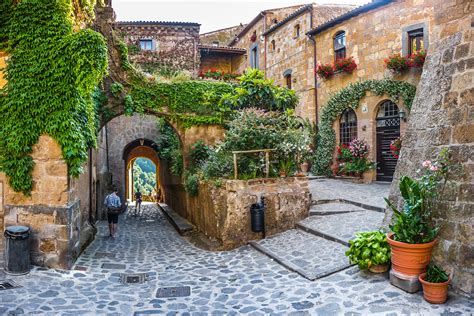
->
[107, 212, 119, 224]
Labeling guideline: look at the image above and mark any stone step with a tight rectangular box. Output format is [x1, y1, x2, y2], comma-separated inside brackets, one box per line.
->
[311, 198, 385, 213]
[157, 203, 194, 236]
[309, 202, 366, 216]
[297, 210, 385, 246]
[249, 229, 351, 281]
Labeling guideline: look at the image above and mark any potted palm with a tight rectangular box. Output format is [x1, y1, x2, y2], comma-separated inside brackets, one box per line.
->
[385, 149, 460, 276]
[419, 264, 451, 304]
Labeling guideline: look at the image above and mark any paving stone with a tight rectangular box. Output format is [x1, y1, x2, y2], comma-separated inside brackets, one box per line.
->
[298, 210, 385, 244]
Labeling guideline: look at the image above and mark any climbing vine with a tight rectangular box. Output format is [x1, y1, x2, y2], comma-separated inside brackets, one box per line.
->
[312, 79, 416, 175]
[0, 0, 108, 193]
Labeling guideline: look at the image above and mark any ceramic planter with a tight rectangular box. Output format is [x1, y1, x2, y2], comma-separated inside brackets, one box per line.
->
[419, 273, 451, 304]
[368, 263, 389, 273]
[386, 233, 436, 276]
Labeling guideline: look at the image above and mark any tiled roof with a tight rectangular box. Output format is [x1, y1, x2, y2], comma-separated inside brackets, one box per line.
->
[116, 21, 200, 27]
[198, 45, 246, 54]
[262, 4, 313, 36]
[306, 0, 393, 36]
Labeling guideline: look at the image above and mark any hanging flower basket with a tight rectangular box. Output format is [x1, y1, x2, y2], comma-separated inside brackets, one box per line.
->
[334, 56, 358, 74]
[316, 63, 334, 79]
[389, 137, 402, 158]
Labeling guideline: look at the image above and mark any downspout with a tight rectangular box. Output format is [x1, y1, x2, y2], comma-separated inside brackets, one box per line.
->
[88, 148, 95, 227]
[309, 9, 319, 130]
[262, 12, 267, 78]
[105, 122, 110, 172]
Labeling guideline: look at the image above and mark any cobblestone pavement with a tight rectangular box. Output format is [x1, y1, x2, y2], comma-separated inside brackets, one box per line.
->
[299, 210, 385, 244]
[309, 178, 390, 208]
[1, 204, 472, 315]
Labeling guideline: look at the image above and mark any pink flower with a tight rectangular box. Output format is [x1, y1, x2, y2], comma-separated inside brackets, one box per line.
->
[430, 165, 438, 172]
[422, 160, 432, 168]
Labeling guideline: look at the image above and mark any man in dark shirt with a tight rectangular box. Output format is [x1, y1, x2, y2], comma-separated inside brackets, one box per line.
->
[134, 190, 142, 216]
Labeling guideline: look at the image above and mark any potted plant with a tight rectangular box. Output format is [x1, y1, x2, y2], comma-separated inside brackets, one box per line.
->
[334, 56, 358, 74]
[385, 149, 460, 276]
[419, 264, 451, 304]
[389, 137, 402, 159]
[345, 231, 391, 273]
[384, 53, 411, 73]
[316, 63, 334, 79]
[409, 49, 427, 68]
[279, 160, 295, 177]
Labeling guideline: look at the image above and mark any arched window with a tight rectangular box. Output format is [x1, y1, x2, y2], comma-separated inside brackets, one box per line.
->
[271, 40, 276, 51]
[334, 31, 346, 61]
[285, 74, 292, 89]
[377, 100, 399, 120]
[340, 109, 357, 145]
[294, 24, 301, 37]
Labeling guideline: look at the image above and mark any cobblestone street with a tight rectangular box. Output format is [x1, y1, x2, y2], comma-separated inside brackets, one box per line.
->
[1, 197, 472, 315]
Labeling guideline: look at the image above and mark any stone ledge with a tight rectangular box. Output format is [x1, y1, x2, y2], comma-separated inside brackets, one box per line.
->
[158, 203, 194, 235]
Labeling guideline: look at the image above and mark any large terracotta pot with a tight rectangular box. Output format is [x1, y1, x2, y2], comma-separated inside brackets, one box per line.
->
[386, 233, 436, 276]
[368, 263, 389, 273]
[419, 272, 450, 304]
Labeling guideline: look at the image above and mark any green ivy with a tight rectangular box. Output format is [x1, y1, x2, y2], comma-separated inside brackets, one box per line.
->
[117, 39, 132, 71]
[312, 79, 416, 175]
[0, 0, 108, 193]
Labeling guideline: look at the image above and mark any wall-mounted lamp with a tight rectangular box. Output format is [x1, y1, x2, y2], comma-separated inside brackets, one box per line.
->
[399, 110, 407, 122]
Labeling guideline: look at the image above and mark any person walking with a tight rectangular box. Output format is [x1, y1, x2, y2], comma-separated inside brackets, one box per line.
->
[134, 190, 142, 216]
[104, 187, 121, 238]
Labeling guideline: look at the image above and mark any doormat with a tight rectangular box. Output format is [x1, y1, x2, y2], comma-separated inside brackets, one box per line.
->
[156, 286, 191, 298]
[120, 273, 148, 285]
[0, 280, 21, 291]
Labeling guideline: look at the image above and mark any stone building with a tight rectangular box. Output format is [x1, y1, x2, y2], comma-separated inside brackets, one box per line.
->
[200, 24, 245, 46]
[115, 21, 201, 74]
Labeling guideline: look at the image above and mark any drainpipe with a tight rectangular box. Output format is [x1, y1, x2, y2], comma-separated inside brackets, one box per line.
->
[88, 148, 95, 227]
[105, 122, 110, 172]
[262, 12, 267, 78]
[308, 10, 319, 130]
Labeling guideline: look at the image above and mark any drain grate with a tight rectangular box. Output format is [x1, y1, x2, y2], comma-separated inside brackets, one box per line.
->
[94, 252, 116, 259]
[156, 286, 191, 298]
[101, 263, 126, 270]
[0, 280, 21, 291]
[120, 273, 148, 285]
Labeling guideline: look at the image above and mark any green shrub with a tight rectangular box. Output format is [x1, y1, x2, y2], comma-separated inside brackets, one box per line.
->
[345, 231, 390, 270]
[110, 82, 124, 96]
[155, 119, 183, 176]
[184, 171, 199, 196]
[189, 141, 210, 170]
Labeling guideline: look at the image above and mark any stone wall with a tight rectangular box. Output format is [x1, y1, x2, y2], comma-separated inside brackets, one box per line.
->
[187, 177, 311, 249]
[384, 0, 473, 297]
[115, 22, 200, 74]
[200, 25, 245, 46]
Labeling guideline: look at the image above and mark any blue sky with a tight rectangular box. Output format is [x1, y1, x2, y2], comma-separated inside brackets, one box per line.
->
[113, 0, 370, 33]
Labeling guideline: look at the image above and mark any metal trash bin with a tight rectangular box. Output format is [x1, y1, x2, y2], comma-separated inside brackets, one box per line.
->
[250, 203, 265, 233]
[4, 226, 30, 275]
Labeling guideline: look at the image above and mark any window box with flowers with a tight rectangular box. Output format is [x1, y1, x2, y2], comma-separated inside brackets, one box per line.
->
[409, 49, 426, 68]
[385, 54, 411, 73]
[316, 63, 334, 80]
[334, 56, 358, 74]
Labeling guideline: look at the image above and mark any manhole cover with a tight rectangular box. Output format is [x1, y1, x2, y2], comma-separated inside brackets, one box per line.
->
[120, 273, 148, 285]
[0, 280, 21, 291]
[101, 263, 126, 270]
[94, 252, 115, 259]
[156, 286, 191, 298]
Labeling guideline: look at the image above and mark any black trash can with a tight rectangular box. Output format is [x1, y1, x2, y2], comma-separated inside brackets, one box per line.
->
[250, 203, 265, 233]
[4, 226, 30, 275]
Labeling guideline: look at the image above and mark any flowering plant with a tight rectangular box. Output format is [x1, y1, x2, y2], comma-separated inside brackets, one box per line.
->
[250, 32, 257, 42]
[334, 56, 358, 74]
[409, 49, 427, 68]
[337, 139, 375, 175]
[349, 138, 369, 158]
[337, 144, 352, 162]
[316, 63, 334, 79]
[384, 53, 410, 72]
[390, 137, 402, 158]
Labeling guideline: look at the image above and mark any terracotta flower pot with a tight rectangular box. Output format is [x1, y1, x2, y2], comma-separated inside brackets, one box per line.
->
[419, 272, 451, 304]
[386, 233, 436, 276]
[369, 263, 389, 273]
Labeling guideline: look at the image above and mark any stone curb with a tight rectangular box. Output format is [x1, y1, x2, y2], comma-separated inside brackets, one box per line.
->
[311, 199, 385, 213]
[248, 239, 352, 281]
[157, 203, 194, 236]
[296, 222, 349, 247]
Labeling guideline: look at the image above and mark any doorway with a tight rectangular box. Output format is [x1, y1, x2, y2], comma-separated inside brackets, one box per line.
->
[376, 100, 400, 182]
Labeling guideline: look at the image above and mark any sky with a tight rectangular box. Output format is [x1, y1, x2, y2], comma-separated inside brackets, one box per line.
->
[112, 0, 371, 34]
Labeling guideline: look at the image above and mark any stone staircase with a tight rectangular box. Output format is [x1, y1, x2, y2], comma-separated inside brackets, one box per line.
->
[249, 200, 385, 280]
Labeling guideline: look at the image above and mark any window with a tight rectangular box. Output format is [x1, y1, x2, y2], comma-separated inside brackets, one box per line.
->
[212, 41, 219, 47]
[285, 74, 292, 89]
[140, 39, 153, 51]
[294, 24, 301, 38]
[333, 31, 346, 61]
[408, 29, 424, 55]
[271, 40, 276, 51]
[340, 109, 357, 145]
[250, 45, 258, 68]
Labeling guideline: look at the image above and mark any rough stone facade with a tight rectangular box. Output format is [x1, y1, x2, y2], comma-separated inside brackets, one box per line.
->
[200, 25, 246, 46]
[115, 21, 200, 74]
[384, 0, 473, 297]
[187, 177, 311, 249]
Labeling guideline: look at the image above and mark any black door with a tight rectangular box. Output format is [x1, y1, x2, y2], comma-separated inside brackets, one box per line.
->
[376, 101, 400, 182]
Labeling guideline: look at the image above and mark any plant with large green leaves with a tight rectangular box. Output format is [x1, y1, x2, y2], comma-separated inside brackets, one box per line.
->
[0, 0, 108, 194]
[345, 231, 390, 270]
[312, 79, 416, 175]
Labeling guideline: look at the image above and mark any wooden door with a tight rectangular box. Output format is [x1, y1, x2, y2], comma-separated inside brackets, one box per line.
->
[376, 101, 400, 182]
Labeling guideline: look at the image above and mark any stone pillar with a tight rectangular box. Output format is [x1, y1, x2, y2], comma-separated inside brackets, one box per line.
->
[384, 1, 473, 297]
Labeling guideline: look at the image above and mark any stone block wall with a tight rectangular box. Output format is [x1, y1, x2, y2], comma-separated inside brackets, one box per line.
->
[187, 177, 311, 249]
[384, 0, 473, 297]
[200, 25, 245, 46]
[115, 22, 200, 74]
